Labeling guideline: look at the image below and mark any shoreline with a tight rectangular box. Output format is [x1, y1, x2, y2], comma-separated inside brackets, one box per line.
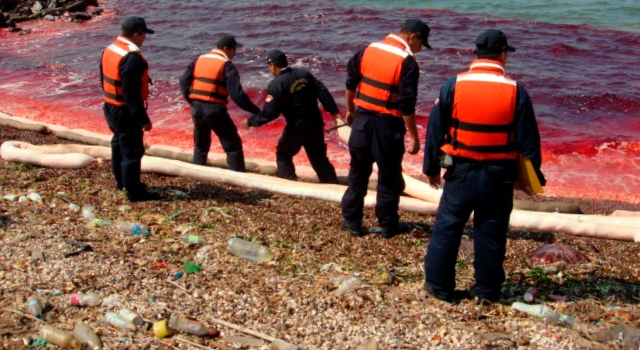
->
[1, 124, 640, 349]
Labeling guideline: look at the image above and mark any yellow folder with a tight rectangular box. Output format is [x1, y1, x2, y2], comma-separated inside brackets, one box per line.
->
[514, 156, 544, 194]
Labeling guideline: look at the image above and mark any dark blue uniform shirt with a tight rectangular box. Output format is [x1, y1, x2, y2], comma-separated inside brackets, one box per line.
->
[247, 67, 339, 132]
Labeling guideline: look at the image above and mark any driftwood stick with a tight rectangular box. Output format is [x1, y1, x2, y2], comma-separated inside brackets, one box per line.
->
[2, 307, 46, 323]
[208, 317, 298, 349]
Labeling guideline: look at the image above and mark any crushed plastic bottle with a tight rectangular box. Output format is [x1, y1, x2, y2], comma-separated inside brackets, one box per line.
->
[101, 295, 123, 308]
[27, 295, 43, 319]
[27, 192, 43, 204]
[226, 237, 273, 262]
[105, 311, 136, 332]
[73, 323, 102, 350]
[119, 308, 144, 327]
[40, 325, 80, 349]
[69, 293, 102, 307]
[82, 205, 96, 221]
[168, 313, 220, 337]
[333, 276, 363, 295]
[182, 234, 207, 244]
[68, 203, 80, 212]
[117, 222, 150, 236]
[512, 301, 577, 328]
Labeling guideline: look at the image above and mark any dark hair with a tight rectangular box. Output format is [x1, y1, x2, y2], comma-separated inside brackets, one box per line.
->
[270, 61, 287, 69]
[476, 52, 502, 60]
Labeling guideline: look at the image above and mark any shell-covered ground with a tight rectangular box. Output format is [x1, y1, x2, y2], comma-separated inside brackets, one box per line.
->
[1, 125, 640, 350]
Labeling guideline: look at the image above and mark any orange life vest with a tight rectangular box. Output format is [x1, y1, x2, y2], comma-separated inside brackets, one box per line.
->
[354, 34, 414, 117]
[188, 49, 229, 105]
[101, 35, 149, 106]
[441, 59, 519, 160]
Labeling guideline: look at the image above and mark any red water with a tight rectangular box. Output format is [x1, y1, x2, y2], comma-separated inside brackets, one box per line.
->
[1, 0, 639, 203]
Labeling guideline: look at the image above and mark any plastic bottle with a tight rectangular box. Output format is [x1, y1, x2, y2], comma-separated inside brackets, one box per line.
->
[168, 313, 220, 337]
[333, 276, 363, 295]
[512, 301, 577, 328]
[226, 238, 273, 262]
[118, 308, 144, 327]
[69, 293, 102, 307]
[105, 311, 136, 332]
[182, 234, 207, 244]
[40, 325, 79, 349]
[523, 287, 539, 303]
[117, 222, 150, 236]
[27, 296, 43, 319]
[68, 203, 80, 212]
[73, 323, 102, 350]
[27, 192, 43, 204]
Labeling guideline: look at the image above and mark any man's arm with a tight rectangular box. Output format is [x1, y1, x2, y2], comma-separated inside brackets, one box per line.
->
[515, 83, 546, 186]
[398, 57, 421, 154]
[120, 53, 151, 128]
[179, 59, 196, 103]
[246, 81, 282, 127]
[225, 62, 260, 114]
[345, 49, 365, 125]
[313, 74, 340, 115]
[423, 77, 456, 188]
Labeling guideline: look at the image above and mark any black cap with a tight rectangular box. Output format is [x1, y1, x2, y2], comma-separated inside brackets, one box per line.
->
[266, 49, 288, 67]
[402, 19, 432, 49]
[475, 29, 516, 55]
[121, 16, 155, 34]
[216, 35, 243, 49]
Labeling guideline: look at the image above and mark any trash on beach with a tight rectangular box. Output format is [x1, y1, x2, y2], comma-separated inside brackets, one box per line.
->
[183, 262, 202, 274]
[526, 244, 589, 266]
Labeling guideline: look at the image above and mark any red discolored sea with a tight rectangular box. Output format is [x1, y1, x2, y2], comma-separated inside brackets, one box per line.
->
[1, 0, 639, 203]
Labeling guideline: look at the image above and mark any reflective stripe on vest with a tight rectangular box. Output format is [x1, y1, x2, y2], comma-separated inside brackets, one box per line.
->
[441, 59, 519, 160]
[354, 34, 413, 117]
[101, 36, 149, 106]
[189, 49, 229, 104]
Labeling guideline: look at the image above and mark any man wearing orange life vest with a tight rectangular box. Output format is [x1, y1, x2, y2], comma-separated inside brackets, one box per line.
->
[341, 19, 430, 239]
[100, 16, 159, 202]
[179, 35, 260, 171]
[423, 29, 545, 303]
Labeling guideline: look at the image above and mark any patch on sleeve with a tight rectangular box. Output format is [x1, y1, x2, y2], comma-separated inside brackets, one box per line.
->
[434, 98, 440, 105]
[265, 95, 274, 103]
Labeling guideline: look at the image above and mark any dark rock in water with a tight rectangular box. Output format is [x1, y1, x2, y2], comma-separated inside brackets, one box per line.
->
[526, 244, 589, 266]
[89, 7, 102, 15]
[69, 11, 91, 21]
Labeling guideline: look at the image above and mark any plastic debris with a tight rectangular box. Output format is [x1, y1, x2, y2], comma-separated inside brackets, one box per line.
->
[333, 276, 364, 295]
[27, 295, 43, 319]
[69, 293, 102, 307]
[27, 192, 43, 204]
[73, 323, 102, 350]
[153, 319, 173, 339]
[226, 237, 273, 262]
[119, 308, 144, 327]
[512, 301, 577, 328]
[117, 222, 150, 236]
[105, 311, 136, 332]
[526, 244, 589, 266]
[3, 194, 17, 201]
[182, 234, 207, 244]
[40, 325, 80, 349]
[168, 313, 220, 337]
[173, 271, 183, 280]
[68, 203, 80, 212]
[183, 262, 202, 274]
[523, 287, 539, 303]
[101, 295, 123, 308]
[166, 210, 183, 221]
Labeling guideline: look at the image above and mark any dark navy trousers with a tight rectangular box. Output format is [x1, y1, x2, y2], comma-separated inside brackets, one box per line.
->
[104, 104, 146, 195]
[341, 111, 406, 230]
[191, 101, 246, 172]
[276, 127, 338, 184]
[424, 162, 514, 301]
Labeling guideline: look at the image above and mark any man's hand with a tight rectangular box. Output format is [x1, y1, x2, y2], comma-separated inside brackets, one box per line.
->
[143, 122, 152, 132]
[427, 174, 441, 189]
[242, 119, 251, 129]
[407, 134, 419, 154]
[346, 111, 356, 126]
